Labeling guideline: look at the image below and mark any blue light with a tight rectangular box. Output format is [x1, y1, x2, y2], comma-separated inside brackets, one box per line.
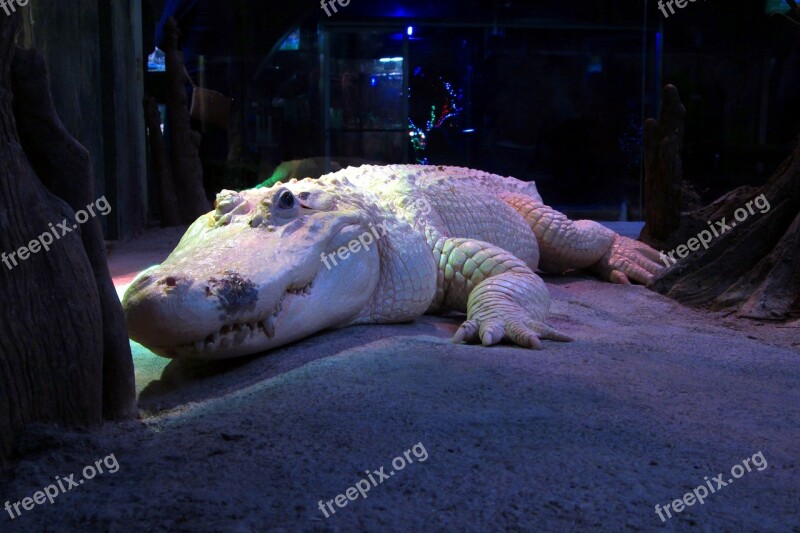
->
[407, 26, 414, 36]
[462, 129, 476, 133]
[279, 30, 301, 51]
[587, 56, 603, 75]
[370, 77, 377, 87]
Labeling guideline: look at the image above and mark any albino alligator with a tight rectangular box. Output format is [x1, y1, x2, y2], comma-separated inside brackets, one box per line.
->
[123, 165, 663, 359]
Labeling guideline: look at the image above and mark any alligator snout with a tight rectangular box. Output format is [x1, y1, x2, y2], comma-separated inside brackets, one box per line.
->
[129, 270, 257, 312]
[123, 268, 260, 353]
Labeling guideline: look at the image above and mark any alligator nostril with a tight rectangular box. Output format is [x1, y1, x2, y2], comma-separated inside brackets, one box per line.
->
[165, 276, 177, 287]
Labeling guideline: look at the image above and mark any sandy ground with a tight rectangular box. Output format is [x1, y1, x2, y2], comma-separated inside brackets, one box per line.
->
[1, 224, 798, 532]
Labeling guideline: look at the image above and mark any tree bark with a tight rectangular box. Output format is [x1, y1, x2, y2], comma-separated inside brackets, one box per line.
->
[651, 124, 800, 321]
[640, 85, 686, 245]
[11, 47, 137, 420]
[144, 96, 182, 227]
[163, 17, 210, 222]
[0, 13, 135, 464]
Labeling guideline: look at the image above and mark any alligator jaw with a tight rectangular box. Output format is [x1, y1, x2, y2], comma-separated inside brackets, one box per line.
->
[163, 279, 316, 359]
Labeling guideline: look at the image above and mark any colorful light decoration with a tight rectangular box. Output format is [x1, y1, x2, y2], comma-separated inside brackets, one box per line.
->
[408, 78, 463, 164]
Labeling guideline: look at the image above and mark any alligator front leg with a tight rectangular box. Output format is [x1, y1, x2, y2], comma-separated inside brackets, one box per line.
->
[431, 238, 572, 349]
[501, 193, 664, 285]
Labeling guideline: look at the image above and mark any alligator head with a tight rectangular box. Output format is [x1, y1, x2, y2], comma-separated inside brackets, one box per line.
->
[122, 183, 382, 359]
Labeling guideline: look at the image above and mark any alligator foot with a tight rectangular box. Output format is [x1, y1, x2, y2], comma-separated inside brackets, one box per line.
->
[452, 272, 573, 349]
[591, 235, 665, 286]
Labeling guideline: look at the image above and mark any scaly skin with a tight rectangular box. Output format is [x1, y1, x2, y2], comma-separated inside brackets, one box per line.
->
[123, 165, 664, 359]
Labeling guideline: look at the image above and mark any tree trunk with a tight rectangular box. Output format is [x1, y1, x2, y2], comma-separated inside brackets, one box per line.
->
[144, 96, 182, 227]
[651, 124, 800, 321]
[163, 17, 210, 222]
[640, 85, 686, 245]
[0, 13, 135, 464]
[11, 47, 137, 420]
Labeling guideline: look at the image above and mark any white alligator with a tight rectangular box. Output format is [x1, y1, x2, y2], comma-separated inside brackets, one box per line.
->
[123, 165, 663, 359]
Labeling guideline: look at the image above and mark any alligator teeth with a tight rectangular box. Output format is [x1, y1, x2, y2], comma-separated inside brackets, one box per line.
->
[234, 328, 249, 343]
[192, 306, 290, 351]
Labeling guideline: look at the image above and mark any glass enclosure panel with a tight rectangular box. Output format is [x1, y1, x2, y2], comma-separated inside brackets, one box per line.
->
[325, 30, 408, 163]
[251, 15, 657, 218]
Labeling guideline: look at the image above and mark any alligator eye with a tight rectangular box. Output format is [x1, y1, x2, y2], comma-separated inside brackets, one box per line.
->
[278, 190, 295, 210]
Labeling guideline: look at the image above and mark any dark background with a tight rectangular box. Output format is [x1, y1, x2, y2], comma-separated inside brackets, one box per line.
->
[27, 0, 800, 237]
